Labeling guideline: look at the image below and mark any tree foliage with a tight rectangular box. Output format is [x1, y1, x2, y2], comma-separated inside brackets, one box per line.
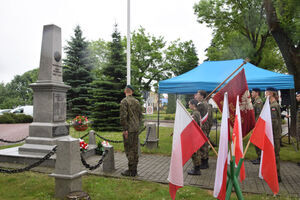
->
[63, 25, 94, 118]
[164, 39, 199, 76]
[89, 39, 110, 78]
[130, 27, 167, 91]
[194, 0, 274, 67]
[130, 27, 199, 92]
[0, 69, 38, 109]
[89, 24, 127, 131]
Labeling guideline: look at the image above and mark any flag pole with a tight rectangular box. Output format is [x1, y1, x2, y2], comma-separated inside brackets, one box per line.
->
[207, 140, 218, 156]
[205, 58, 250, 101]
[242, 139, 251, 158]
[126, 0, 131, 85]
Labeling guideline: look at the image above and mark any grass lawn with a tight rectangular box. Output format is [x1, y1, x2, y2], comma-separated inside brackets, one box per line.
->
[0, 127, 299, 199]
[0, 171, 297, 200]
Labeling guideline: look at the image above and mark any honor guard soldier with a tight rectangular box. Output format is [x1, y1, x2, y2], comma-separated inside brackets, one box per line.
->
[187, 99, 202, 175]
[120, 85, 143, 177]
[194, 90, 210, 169]
[265, 87, 282, 182]
[251, 88, 264, 164]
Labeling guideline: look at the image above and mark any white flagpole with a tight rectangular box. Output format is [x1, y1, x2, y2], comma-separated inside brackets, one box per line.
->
[127, 0, 131, 85]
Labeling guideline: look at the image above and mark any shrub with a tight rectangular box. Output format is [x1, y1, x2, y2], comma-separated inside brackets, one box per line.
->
[0, 113, 32, 124]
[14, 114, 33, 123]
[164, 114, 175, 120]
[0, 113, 15, 124]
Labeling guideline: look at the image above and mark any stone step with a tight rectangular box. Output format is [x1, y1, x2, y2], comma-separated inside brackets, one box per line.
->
[18, 143, 57, 154]
[25, 136, 70, 146]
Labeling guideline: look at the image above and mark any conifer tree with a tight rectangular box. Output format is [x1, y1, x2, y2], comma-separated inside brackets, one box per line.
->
[89, 24, 127, 131]
[63, 25, 94, 118]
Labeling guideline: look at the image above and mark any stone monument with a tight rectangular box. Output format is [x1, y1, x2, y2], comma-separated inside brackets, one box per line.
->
[0, 24, 71, 166]
[18, 24, 71, 154]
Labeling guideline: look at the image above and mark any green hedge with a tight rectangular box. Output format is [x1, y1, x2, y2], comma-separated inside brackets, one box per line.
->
[0, 113, 33, 124]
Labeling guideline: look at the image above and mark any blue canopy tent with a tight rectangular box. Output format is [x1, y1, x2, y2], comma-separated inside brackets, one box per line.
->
[159, 59, 294, 94]
[156, 59, 295, 146]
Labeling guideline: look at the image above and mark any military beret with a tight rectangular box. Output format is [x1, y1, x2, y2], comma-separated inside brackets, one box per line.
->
[266, 87, 277, 91]
[125, 85, 134, 91]
[252, 88, 260, 92]
[296, 91, 300, 95]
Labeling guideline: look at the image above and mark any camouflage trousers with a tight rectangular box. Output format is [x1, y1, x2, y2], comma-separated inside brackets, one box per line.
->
[274, 137, 281, 177]
[123, 132, 139, 171]
[200, 125, 210, 159]
[192, 149, 201, 166]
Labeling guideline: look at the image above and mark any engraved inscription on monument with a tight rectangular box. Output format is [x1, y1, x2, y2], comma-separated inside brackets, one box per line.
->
[52, 64, 62, 77]
[53, 92, 66, 122]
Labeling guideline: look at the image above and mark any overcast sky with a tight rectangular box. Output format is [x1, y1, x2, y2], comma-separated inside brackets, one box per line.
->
[0, 0, 213, 84]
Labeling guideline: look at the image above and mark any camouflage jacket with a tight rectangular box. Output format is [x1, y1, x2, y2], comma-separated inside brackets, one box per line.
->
[197, 100, 209, 134]
[191, 110, 201, 127]
[196, 100, 208, 118]
[207, 103, 214, 129]
[253, 96, 263, 121]
[120, 95, 143, 133]
[270, 100, 281, 139]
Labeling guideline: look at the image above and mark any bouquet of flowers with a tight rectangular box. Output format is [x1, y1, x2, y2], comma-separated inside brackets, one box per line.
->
[73, 115, 88, 126]
[79, 139, 88, 151]
[72, 115, 89, 131]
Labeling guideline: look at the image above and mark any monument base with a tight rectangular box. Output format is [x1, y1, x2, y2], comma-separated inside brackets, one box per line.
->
[0, 139, 97, 167]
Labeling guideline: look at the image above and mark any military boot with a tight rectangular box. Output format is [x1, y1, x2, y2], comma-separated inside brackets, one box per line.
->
[121, 170, 132, 177]
[187, 166, 201, 175]
[199, 159, 209, 169]
[251, 158, 260, 165]
[131, 170, 138, 177]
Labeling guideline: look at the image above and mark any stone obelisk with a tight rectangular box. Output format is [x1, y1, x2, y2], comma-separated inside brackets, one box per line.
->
[19, 24, 71, 154]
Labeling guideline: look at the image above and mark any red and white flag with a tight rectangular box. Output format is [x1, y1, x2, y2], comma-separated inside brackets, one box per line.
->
[213, 69, 255, 137]
[168, 100, 208, 200]
[232, 95, 246, 182]
[250, 97, 279, 194]
[213, 93, 229, 200]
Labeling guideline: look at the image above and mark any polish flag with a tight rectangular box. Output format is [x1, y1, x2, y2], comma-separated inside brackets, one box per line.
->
[168, 100, 208, 200]
[213, 93, 229, 200]
[200, 112, 208, 125]
[250, 97, 279, 194]
[232, 95, 245, 182]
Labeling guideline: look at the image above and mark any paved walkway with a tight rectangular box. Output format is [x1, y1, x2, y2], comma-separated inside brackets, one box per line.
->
[86, 152, 300, 198]
[0, 124, 29, 146]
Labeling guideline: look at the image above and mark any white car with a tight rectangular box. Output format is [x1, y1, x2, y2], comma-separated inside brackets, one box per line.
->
[10, 106, 33, 117]
[0, 109, 12, 115]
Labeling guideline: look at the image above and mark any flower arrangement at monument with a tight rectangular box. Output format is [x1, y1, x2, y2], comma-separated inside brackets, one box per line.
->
[79, 139, 88, 151]
[72, 115, 89, 131]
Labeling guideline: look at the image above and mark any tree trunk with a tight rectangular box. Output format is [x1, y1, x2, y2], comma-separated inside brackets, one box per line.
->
[263, 0, 300, 91]
[264, 0, 300, 139]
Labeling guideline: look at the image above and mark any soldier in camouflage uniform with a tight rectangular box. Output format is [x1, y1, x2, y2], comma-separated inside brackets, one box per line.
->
[266, 87, 282, 182]
[296, 91, 300, 167]
[206, 96, 214, 138]
[251, 88, 264, 165]
[195, 90, 210, 169]
[187, 99, 202, 175]
[120, 85, 143, 177]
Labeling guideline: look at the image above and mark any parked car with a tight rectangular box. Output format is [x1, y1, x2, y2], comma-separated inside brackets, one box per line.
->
[0, 109, 12, 115]
[10, 106, 33, 117]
